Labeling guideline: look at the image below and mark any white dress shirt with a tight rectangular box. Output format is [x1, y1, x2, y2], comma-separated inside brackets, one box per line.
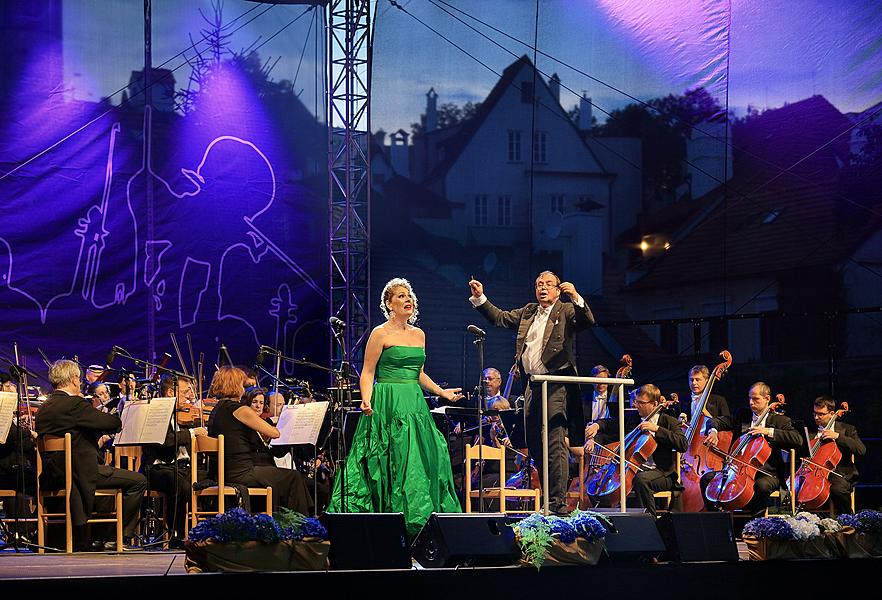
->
[592, 392, 609, 421]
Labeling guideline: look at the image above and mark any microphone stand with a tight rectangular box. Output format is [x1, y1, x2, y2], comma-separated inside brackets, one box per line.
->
[470, 329, 487, 512]
[329, 323, 351, 514]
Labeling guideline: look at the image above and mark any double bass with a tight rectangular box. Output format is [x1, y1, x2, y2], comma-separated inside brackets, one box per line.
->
[789, 402, 849, 510]
[679, 351, 734, 512]
[705, 394, 786, 510]
[585, 394, 678, 506]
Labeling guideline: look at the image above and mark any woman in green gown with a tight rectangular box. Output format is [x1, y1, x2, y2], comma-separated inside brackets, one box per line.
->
[329, 277, 463, 536]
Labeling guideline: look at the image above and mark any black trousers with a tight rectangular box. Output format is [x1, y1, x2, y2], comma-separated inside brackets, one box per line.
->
[525, 380, 569, 512]
[95, 464, 147, 537]
[147, 463, 207, 538]
[700, 470, 778, 516]
[228, 465, 313, 515]
[633, 469, 681, 516]
[829, 476, 855, 515]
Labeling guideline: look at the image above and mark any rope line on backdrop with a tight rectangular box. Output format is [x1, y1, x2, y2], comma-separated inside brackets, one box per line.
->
[430, 0, 882, 222]
[0, 1, 282, 181]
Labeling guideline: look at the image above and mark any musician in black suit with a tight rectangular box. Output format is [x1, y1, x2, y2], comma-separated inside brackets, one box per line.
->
[809, 395, 866, 515]
[35, 360, 146, 550]
[684, 364, 730, 424]
[590, 384, 687, 515]
[469, 271, 595, 515]
[141, 374, 208, 542]
[700, 381, 803, 515]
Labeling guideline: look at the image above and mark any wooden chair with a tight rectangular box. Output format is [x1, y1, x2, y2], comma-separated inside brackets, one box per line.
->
[765, 449, 797, 516]
[189, 435, 272, 530]
[0, 488, 36, 536]
[114, 445, 169, 547]
[464, 444, 540, 514]
[36, 433, 124, 553]
[566, 445, 585, 508]
[652, 451, 682, 511]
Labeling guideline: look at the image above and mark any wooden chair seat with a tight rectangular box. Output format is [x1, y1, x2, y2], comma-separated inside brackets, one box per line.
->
[465, 444, 540, 514]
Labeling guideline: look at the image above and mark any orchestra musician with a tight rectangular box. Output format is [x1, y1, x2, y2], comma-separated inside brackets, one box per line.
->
[0, 374, 37, 525]
[140, 374, 208, 542]
[207, 366, 313, 515]
[685, 364, 731, 427]
[588, 384, 687, 516]
[700, 381, 803, 515]
[809, 395, 866, 515]
[35, 360, 146, 551]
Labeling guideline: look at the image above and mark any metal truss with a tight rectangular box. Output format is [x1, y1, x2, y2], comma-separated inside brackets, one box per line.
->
[327, 0, 371, 371]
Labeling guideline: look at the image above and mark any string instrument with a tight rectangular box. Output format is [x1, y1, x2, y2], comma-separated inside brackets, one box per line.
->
[175, 404, 204, 428]
[789, 402, 849, 510]
[705, 394, 786, 510]
[500, 361, 519, 402]
[566, 354, 633, 509]
[585, 396, 678, 506]
[679, 350, 734, 512]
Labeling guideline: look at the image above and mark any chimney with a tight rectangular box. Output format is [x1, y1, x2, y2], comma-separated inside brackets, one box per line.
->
[425, 88, 438, 133]
[548, 73, 561, 105]
[390, 129, 410, 177]
[579, 93, 593, 131]
[373, 129, 387, 146]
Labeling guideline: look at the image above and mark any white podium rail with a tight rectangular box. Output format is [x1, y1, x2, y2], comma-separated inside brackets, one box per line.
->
[530, 374, 635, 515]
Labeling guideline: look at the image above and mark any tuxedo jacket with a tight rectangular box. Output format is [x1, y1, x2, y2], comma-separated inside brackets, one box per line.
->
[476, 297, 595, 442]
[711, 410, 803, 478]
[683, 393, 730, 420]
[35, 390, 121, 526]
[597, 412, 687, 477]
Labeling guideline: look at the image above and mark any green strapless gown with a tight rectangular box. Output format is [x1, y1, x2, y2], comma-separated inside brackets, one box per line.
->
[329, 345, 460, 536]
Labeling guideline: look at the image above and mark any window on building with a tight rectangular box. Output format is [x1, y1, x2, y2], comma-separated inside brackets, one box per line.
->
[497, 196, 512, 226]
[520, 82, 534, 104]
[533, 131, 547, 163]
[507, 130, 521, 162]
[551, 194, 565, 214]
[474, 195, 488, 226]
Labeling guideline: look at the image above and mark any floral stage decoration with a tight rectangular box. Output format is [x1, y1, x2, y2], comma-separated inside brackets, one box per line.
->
[511, 510, 611, 569]
[742, 512, 841, 560]
[185, 508, 330, 573]
[834, 510, 882, 557]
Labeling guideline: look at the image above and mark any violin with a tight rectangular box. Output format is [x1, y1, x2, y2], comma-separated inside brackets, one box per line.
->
[175, 405, 203, 428]
[705, 393, 786, 510]
[789, 402, 849, 510]
[585, 394, 678, 506]
[680, 350, 734, 512]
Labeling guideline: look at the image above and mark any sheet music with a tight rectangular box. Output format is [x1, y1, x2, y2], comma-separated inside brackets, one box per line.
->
[0, 392, 17, 445]
[271, 401, 329, 446]
[115, 397, 176, 445]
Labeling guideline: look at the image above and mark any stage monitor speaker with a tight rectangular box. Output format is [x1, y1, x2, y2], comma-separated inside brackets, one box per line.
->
[323, 512, 411, 570]
[657, 512, 739, 562]
[410, 513, 520, 568]
[602, 512, 666, 560]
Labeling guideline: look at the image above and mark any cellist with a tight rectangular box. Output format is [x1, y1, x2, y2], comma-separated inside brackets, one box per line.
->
[809, 395, 865, 515]
[588, 384, 686, 516]
[700, 381, 802, 515]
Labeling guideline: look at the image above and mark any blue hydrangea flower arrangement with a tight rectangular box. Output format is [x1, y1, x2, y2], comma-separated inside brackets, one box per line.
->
[838, 510, 882, 534]
[188, 508, 328, 543]
[511, 510, 611, 568]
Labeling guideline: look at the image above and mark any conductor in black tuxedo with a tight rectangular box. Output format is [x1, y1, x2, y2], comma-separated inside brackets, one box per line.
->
[35, 360, 146, 550]
[809, 395, 866, 515]
[700, 381, 803, 515]
[469, 271, 595, 514]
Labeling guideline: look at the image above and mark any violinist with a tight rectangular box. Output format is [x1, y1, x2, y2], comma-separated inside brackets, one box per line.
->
[0, 374, 37, 513]
[700, 382, 802, 515]
[809, 395, 865, 515]
[483, 368, 504, 404]
[587, 384, 686, 516]
[141, 374, 207, 542]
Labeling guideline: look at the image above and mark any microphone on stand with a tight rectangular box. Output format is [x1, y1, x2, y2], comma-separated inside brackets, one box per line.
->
[466, 324, 486, 337]
[329, 316, 346, 330]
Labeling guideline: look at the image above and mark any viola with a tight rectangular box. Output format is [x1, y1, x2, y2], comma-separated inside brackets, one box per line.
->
[680, 350, 734, 512]
[705, 394, 786, 510]
[500, 361, 519, 402]
[585, 396, 678, 507]
[789, 402, 849, 510]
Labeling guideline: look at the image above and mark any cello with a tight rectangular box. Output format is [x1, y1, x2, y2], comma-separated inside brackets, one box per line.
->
[789, 402, 849, 510]
[679, 351, 734, 512]
[705, 394, 786, 510]
[585, 394, 678, 506]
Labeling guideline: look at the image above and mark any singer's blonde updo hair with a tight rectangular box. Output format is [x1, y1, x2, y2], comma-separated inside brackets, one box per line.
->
[380, 277, 419, 325]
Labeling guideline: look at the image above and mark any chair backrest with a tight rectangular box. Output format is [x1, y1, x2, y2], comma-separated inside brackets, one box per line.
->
[191, 434, 224, 488]
[36, 433, 73, 496]
[114, 445, 142, 472]
[465, 443, 506, 490]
